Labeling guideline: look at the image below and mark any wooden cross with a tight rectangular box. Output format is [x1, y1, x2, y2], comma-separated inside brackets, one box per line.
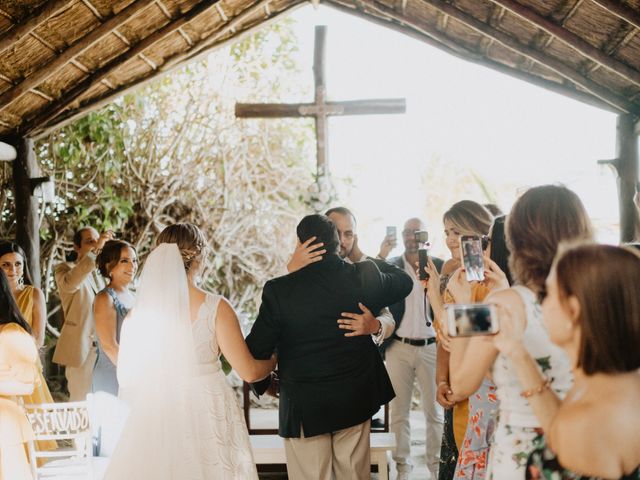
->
[235, 25, 406, 173]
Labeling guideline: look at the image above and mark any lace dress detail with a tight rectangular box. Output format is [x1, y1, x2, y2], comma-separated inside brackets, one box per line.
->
[105, 293, 257, 479]
[189, 293, 258, 479]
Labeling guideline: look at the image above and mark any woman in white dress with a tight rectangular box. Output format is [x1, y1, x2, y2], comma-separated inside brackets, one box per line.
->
[105, 223, 276, 479]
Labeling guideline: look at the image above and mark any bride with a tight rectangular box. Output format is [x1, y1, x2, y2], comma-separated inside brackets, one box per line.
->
[104, 223, 276, 479]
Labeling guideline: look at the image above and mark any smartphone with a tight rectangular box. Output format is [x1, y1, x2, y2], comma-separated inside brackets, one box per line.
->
[460, 235, 484, 282]
[386, 226, 397, 241]
[418, 248, 429, 280]
[447, 304, 499, 337]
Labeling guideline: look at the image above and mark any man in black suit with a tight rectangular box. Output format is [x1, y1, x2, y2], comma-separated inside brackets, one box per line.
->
[377, 217, 445, 480]
[246, 214, 412, 479]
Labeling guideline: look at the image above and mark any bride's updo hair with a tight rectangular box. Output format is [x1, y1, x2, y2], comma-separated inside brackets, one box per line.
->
[156, 223, 206, 272]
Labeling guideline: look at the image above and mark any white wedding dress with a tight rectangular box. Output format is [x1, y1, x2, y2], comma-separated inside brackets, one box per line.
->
[104, 244, 257, 479]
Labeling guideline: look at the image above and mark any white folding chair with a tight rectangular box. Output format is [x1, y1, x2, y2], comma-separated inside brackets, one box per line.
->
[24, 401, 100, 480]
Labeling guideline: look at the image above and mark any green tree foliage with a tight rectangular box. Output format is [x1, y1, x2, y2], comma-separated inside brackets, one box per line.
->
[2, 19, 315, 326]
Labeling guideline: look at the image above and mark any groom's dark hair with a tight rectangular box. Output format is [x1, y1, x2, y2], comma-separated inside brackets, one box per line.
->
[297, 214, 339, 255]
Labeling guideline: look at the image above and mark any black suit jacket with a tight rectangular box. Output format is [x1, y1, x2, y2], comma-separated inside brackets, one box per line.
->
[245, 254, 413, 438]
[380, 254, 444, 353]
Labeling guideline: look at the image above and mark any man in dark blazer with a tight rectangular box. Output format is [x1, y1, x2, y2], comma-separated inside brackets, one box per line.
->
[377, 217, 445, 480]
[246, 214, 412, 479]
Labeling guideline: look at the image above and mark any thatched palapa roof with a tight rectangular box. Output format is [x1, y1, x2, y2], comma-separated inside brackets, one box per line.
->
[0, 0, 639, 139]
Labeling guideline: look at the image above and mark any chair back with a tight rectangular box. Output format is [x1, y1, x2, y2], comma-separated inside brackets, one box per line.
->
[24, 401, 93, 479]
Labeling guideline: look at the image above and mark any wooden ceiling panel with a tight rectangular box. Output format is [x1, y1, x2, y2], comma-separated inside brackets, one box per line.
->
[445, 16, 486, 51]
[515, 0, 565, 18]
[614, 32, 640, 71]
[588, 61, 640, 97]
[0, 76, 11, 94]
[41, 1, 103, 48]
[543, 36, 588, 72]
[498, 10, 541, 46]
[144, 31, 191, 66]
[72, 80, 110, 109]
[1, 0, 639, 138]
[453, 0, 494, 23]
[5, 91, 49, 125]
[0, 33, 55, 81]
[0, 0, 48, 23]
[563, 0, 624, 50]
[187, 8, 225, 38]
[75, 31, 129, 71]
[108, 57, 153, 88]
[486, 40, 529, 69]
[87, 0, 137, 18]
[38, 62, 88, 99]
[0, 109, 21, 129]
[118, 3, 171, 44]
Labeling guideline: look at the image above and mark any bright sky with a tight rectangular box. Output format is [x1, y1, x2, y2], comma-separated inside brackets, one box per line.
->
[266, 5, 620, 258]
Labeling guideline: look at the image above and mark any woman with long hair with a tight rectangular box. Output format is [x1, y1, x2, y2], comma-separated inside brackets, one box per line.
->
[423, 200, 493, 480]
[0, 241, 46, 348]
[447, 185, 592, 478]
[0, 270, 38, 480]
[105, 223, 276, 479]
[0, 241, 56, 455]
[439, 214, 512, 480]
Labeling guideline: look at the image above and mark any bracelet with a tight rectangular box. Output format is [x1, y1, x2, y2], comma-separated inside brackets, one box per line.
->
[374, 321, 383, 337]
[520, 378, 551, 398]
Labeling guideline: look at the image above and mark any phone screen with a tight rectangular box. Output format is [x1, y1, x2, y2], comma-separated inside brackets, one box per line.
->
[447, 304, 498, 336]
[460, 235, 484, 282]
[386, 226, 397, 240]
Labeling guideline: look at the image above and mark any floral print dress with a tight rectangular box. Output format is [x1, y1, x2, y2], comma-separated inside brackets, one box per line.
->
[488, 286, 573, 479]
[526, 433, 640, 480]
[454, 378, 499, 479]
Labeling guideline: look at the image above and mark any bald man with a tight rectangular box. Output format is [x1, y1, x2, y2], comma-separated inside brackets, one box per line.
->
[379, 217, 444, 480]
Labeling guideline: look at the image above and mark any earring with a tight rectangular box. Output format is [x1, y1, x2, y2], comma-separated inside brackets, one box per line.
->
[18, 276, 24, 288]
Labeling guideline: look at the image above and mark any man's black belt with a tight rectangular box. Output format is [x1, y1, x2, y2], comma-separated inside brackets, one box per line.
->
[393, 334, 436, 346]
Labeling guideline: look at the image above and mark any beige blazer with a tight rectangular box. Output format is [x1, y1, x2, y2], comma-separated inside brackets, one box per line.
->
[52, 253, 103, 368]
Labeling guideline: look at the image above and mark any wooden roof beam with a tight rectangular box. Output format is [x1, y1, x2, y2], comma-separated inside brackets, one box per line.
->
[169, 0, 275, 67]
[0, 0, 157, 111]
[0, 0, 74, 55]
[21, 0, 225, 136]
[26, 0, 293, 138]
[590, 0, 640, 30]
[419, 0, 637, 113]
[486, 0, 640, 88]
[559, 0, 584, 26]
[326, 0, 621, 114]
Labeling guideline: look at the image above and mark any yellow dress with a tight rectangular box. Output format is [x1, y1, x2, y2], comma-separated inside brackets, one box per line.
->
[15, 286, 57, 453]
[0, 323, 39, 480]
[442, 282, 490, 452]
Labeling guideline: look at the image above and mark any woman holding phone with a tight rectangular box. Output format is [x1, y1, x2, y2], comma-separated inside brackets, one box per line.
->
[445, 185, 592, 478]
[495, 243, 640, 479]
[423, 200, 492, 480]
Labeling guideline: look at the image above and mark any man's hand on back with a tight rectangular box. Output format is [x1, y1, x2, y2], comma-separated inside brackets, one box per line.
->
[337, 302, 381, 337]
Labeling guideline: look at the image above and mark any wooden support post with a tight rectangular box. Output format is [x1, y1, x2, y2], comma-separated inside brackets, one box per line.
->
[11, 136, 41, 288]
[615, 114, 639, 243]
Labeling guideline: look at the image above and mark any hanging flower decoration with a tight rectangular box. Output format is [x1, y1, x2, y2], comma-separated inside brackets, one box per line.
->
[302, 167, 338, 213]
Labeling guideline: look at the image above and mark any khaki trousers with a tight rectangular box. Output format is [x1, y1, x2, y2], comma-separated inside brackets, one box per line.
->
[65, 344, 97, 401]
[386, 340, 443, 478]
[284, 419, 371, 480]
